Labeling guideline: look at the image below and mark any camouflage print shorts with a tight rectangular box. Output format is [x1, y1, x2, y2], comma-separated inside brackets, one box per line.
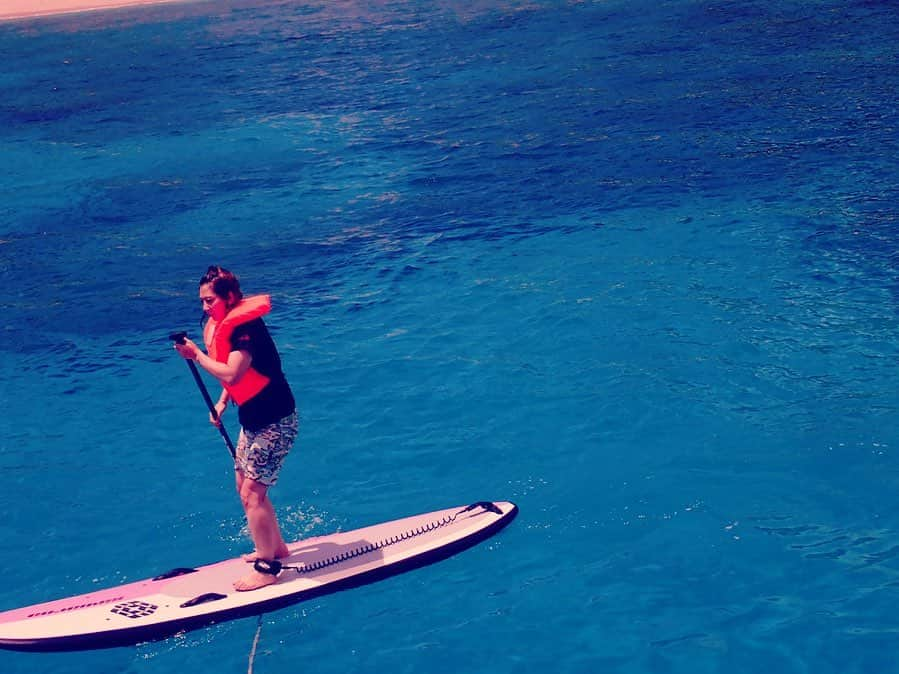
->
[235, 412, 298, 486]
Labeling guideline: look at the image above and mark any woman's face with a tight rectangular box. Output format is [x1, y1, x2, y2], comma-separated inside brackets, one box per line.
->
[199, 282, 230, 322]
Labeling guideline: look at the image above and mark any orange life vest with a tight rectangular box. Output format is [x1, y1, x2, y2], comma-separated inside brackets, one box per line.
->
[203, 294, 272, 405]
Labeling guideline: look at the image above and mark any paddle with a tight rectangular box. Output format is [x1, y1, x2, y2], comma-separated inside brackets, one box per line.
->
[170, 331, 236, 459]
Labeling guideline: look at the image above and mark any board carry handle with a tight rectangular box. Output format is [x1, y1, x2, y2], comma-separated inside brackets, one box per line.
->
[170, 331, 237, 459]
[179, 593, 228, 608]
[153, 567, 198, 581]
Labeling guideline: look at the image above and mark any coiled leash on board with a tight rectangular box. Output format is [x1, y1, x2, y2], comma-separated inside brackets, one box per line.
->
[261, 501, 502, 577]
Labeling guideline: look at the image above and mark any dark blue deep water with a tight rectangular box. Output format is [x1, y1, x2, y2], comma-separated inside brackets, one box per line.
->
[2, 0, 899, 672]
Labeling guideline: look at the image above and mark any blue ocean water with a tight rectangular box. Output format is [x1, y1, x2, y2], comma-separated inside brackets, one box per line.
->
[2, 0, 899, 671]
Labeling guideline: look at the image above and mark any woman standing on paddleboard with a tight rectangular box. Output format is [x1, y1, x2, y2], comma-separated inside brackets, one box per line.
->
[174, 265, 298, 592]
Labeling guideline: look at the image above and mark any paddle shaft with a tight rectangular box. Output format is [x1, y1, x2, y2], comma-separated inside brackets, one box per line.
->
[170, 332, 236, 459]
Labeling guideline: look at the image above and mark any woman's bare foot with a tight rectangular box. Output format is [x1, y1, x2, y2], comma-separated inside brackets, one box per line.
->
[241, 544, 290, 563]
[233, 569, 279, 592]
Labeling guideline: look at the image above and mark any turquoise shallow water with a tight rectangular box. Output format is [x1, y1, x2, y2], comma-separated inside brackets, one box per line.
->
[2, 0, 899, 672]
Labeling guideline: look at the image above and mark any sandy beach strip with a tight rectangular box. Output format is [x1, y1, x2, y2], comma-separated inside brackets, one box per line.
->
[0, 0, 199, 21]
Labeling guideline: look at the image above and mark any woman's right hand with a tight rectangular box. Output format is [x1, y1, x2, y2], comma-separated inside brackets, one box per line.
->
[174, 337, 201, 361]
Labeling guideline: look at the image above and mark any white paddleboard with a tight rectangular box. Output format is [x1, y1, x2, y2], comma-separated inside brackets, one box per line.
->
[0, 501, 517, 652]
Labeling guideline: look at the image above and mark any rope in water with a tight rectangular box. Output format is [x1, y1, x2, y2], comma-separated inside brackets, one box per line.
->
[247, 614, 264, 674]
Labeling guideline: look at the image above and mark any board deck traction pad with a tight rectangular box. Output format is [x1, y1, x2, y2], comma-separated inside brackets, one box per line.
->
[0, 500, 517, 652]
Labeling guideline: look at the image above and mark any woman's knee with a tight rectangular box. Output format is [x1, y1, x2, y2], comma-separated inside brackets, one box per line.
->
[240, 479, 268, 509]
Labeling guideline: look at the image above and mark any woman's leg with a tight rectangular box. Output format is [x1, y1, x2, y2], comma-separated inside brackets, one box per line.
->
[234, 475, 289, 591]
[235, 471, 290, 561]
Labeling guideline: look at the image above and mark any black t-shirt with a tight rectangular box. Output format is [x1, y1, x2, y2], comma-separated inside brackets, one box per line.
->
[230, 318, 295, 431]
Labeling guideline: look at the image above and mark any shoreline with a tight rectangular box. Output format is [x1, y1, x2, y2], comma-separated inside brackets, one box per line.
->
[0, 0, 199, 22]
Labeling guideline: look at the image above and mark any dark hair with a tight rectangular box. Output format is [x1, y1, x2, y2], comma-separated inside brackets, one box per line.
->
[199, 265, 243, 302]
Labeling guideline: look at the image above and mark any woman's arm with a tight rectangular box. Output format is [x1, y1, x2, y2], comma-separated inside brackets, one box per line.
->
[175, 338, 252, 385]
